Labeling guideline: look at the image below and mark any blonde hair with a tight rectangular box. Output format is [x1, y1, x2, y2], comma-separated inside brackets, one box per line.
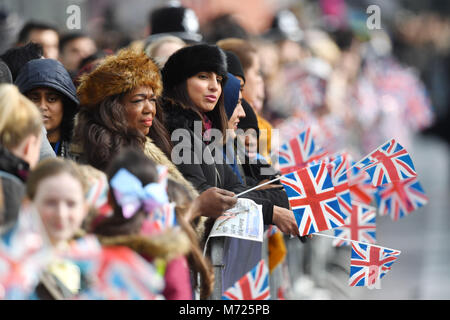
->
[144, 35, 186, 67]
[216, 37, 257, 71]
[0, 84, 42, 149]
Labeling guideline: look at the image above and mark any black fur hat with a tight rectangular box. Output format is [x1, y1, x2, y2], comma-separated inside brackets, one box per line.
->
[162, 44, 228, 95]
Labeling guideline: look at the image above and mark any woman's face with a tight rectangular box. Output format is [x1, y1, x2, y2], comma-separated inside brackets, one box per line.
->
[34, 172, 87, 246]
[26, 88, 64, 136]
[122, 86, 157, 136]
[237, 130, 258, 159]
[228, 91, 246, 131]
[186, 72, 223, 113]
[242, 53, 265, 113]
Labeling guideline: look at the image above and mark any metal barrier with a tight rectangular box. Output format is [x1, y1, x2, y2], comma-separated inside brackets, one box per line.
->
[206, 233, 353, 300]
[209, 236, 225, 300]
[207, 232, 281, 300]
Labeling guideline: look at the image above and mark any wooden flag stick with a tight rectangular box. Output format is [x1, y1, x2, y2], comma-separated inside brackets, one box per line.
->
[234, 176, 282, 198]
[312, 232, 401, 253]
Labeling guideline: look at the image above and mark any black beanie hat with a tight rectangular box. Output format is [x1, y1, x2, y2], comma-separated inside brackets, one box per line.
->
[224, 50, 245, 84]
[162, 44, 228, 95]
[238, 98, 259, 137]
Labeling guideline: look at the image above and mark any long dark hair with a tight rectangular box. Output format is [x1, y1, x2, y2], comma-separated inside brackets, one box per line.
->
[60, 97, 77, 143]
[166, 179, 214, 300]
[164, 79, 229, 140]
[72, 94, 146, 171]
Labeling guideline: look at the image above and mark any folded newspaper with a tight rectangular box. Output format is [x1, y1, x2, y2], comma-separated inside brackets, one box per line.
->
[208, 198, 264, 242]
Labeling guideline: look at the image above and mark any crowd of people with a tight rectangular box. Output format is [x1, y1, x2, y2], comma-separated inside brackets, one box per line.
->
[0, 2, 440, 300]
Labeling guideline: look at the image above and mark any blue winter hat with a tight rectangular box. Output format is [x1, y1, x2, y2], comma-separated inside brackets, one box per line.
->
[223, 72, 241, 119]
[14, 58, 79, 107]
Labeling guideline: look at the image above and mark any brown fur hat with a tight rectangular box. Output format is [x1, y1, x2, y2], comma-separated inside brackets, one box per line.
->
[77, 47, 162, 107]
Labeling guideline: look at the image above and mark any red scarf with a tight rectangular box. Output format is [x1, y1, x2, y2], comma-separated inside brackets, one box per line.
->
[202, 113, 213, 144]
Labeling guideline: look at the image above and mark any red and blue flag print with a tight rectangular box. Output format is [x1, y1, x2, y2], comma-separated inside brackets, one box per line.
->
[375, 176, 428, 221]
[348, 161, 376, 205]
[327, 154, 353, 220]
[326, 152, 376, 205]
[62, 236, 164, 300]
[280, 162, 345, 236]
[222, 259, 270, 300]
[0, 206, 51, 299]
[140, 202, 177, 235]
[349, 242, 400, 289]
[333, 202, 376, 247]
[277, 128, 327, 175]
[353, 138, 417, 187]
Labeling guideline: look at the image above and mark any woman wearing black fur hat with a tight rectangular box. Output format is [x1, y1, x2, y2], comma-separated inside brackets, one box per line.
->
[161, 44, 298, 236]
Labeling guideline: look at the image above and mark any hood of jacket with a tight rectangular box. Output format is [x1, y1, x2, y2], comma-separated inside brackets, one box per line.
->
[14, 58, 79, 107]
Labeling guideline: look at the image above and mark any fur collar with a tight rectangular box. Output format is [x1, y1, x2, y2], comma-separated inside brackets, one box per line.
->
[97, 228, 190, 263]
[143, 137, 206, 241]
[144, 137, 199, 198]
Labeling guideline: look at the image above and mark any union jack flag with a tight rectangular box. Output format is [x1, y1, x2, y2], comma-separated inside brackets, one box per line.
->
[353, 139, 417, 187]
[327, 154, 353, 220]
[333, 202, 376, 247]
[140, 202, 177, 235]
[349, 242, 400, 289]
[375, 176, 428, 221]
[348, 162, 376, 205]
[280, 162, 345, 236]
[222, 259, 270, 300]
[325, 152, 376, 205]
[277, 128, 327, 175]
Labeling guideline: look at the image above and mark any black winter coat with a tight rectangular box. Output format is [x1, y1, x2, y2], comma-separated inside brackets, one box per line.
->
[162, 98, 290, 224]
[0, 144, 29, 233]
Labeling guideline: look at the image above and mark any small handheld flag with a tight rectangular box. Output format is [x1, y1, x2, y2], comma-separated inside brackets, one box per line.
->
[375, 176, 428, 221]
[222, 259, 270, 300]
[333, 202, 377, 247]
[280, 162, 345, 236]
[277, 128, 327, 175]
[352, 139, 417, 187]
[349, 242, 400, 289]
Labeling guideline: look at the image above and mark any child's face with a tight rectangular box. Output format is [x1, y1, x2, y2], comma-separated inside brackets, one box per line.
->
[33, 172, 87, 245]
